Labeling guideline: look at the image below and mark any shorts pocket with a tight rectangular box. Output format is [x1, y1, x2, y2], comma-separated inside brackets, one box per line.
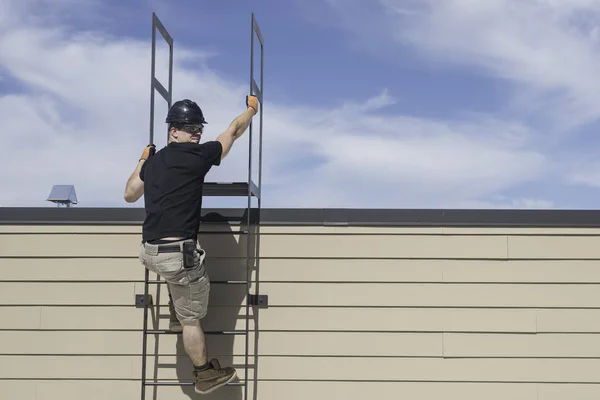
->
[154, 253, 187, 284]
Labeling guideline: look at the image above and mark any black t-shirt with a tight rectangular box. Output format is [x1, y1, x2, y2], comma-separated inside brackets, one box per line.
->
[139, 140, 222, 242]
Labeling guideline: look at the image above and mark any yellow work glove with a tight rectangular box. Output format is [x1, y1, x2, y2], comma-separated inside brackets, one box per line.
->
[139, 144, 156, 162]
[246, 95, 259, 114]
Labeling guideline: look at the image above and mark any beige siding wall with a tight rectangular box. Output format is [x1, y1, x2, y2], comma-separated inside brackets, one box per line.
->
[1, 223, 600, 399]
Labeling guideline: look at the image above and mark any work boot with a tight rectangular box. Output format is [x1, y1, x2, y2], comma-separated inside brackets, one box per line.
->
[168, 299, 182, 333]
[193, 358, 237, 395]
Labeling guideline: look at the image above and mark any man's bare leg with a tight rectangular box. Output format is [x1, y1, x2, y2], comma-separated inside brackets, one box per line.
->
[184, 319, 238, 394]
[182, 320, 207, 367]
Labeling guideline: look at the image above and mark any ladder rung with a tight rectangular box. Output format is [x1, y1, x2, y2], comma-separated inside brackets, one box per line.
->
[145, 330, 247, 335]
[147, 280, 248, 284]
[144, 381, 245, 387]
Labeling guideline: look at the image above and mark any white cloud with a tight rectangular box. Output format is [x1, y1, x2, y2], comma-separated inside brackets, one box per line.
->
[265, 111, 548, 208]
[566, 157, 600, 189]
[0, 0, 555, 209]
[308, 0, 600, 130]
[375, 0, 600, 130]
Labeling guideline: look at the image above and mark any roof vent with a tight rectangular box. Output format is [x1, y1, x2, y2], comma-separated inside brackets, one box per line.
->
[46, 185, 78, 207]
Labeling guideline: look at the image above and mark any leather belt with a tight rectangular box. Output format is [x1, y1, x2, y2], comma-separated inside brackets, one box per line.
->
[156, 244, 181, 253]
[142, 241, 182, 253]
[143, 238, 195, 253]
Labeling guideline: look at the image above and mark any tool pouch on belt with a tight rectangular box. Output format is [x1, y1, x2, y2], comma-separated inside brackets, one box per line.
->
[182, 241, 196, 268]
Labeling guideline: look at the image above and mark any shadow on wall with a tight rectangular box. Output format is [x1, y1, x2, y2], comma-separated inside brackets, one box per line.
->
[169, 210, 259, 400]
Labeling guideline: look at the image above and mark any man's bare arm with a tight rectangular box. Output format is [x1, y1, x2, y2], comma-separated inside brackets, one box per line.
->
[124, 160, 145, 203]
[124, 145, 154, 203]
[216, 95, 258, 160]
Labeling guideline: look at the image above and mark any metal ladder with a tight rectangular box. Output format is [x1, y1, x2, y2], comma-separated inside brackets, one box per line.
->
[137, 11, 266, 400]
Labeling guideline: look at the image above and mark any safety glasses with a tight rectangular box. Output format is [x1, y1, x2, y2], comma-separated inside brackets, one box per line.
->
[183, 124, 204, 134]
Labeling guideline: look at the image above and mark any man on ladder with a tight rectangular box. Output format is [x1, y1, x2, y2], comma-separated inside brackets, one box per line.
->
[124, 94, 259, 394]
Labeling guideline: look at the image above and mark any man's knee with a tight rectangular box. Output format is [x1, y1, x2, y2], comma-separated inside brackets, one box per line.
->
[180, 317, 201, 328]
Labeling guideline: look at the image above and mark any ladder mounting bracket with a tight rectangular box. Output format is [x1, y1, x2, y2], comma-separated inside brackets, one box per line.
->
[248, 294, 268, 308]
[136, 294, 153, 308]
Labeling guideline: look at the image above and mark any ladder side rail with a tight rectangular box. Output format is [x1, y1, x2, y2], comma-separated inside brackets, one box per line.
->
[142, 12, 174, 400]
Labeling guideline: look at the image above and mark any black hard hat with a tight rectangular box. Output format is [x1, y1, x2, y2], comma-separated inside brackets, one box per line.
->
[165, 99, 207, 125]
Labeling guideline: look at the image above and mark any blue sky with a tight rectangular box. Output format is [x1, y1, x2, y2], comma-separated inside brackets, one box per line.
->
[2, 0, 600, 209]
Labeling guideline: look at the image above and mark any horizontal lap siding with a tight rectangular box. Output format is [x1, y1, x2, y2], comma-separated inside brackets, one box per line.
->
[3, 380, 600, 400]
[1, 224, 600, 400]
[0, 231, 508, 258]
[5, 257, 600, 283]
[24, 380, 600, 400]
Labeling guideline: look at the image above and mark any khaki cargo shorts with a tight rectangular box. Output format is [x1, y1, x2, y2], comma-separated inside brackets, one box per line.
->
[139, 239, 210, 324]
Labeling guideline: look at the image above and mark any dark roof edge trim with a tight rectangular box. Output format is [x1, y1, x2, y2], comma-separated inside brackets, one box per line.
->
[2, 207, 600, 227]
